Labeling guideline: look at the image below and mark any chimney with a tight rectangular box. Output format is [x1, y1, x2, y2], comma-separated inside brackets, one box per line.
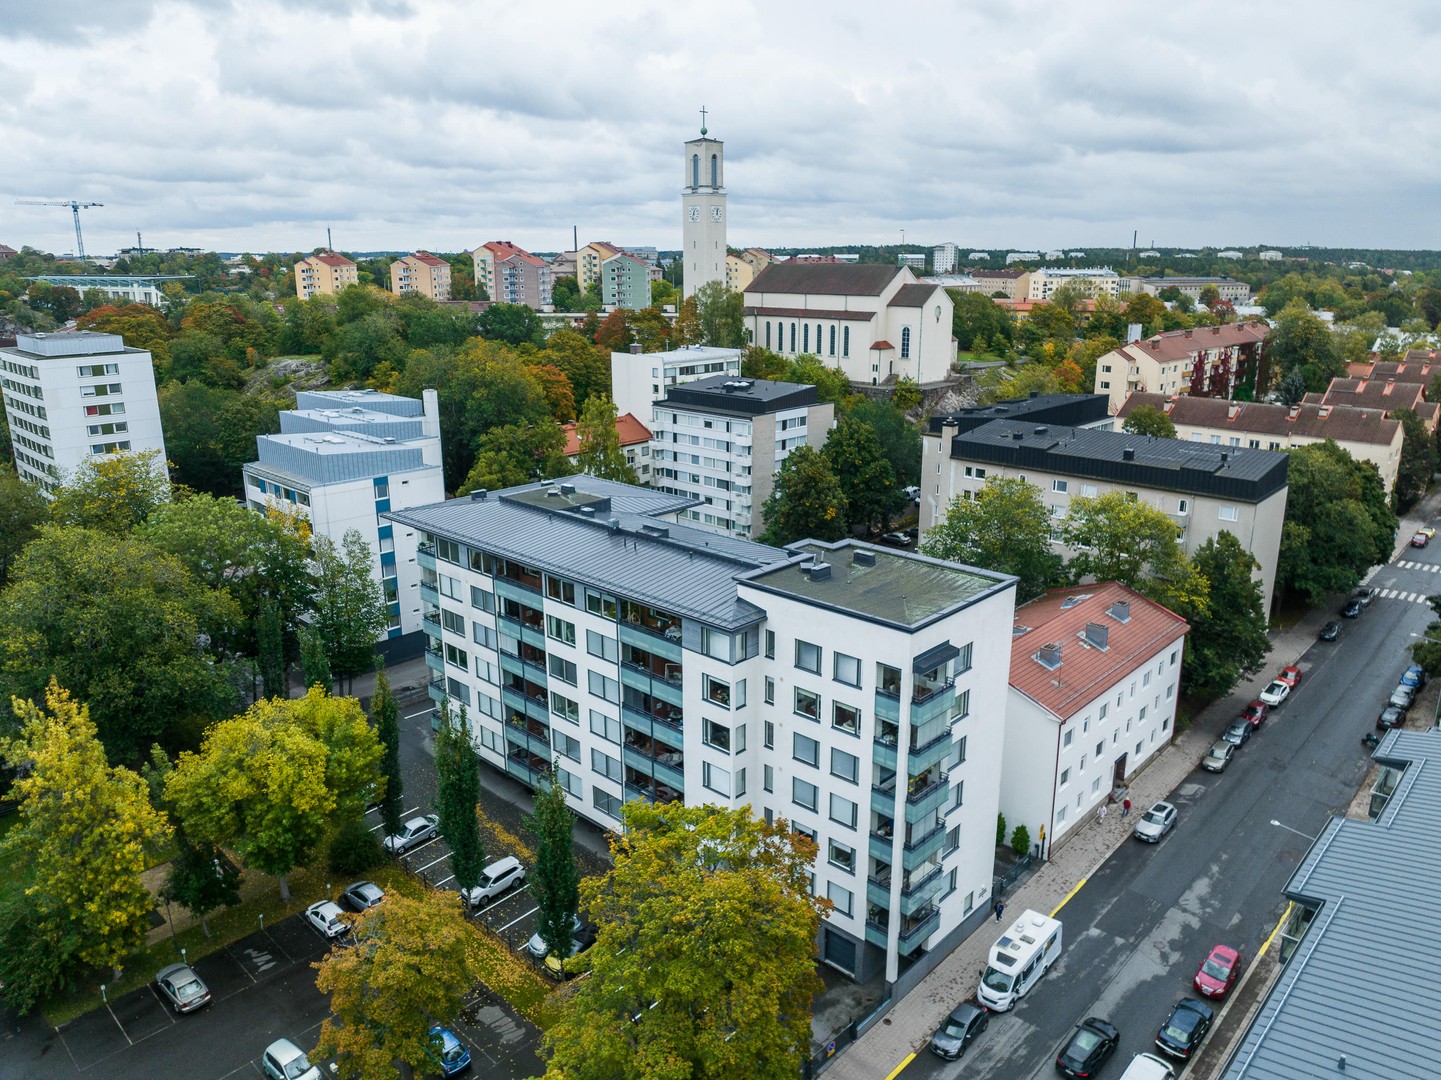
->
[629, 343, 642, 354]
[1108, 599, 1131, 622]
[1123, 447, 1135, 461]
[1083, 622, 1109, 649]
[1184, 329, 1193, 338]
[1220, 451, 1229, 463]
[1148, 339, 1160, 350]
[1012, 430, 1024, 440]
[560, 483, 576, 495]
[1228, 403, 1240, 421]
[1037, 642, 1062, 668]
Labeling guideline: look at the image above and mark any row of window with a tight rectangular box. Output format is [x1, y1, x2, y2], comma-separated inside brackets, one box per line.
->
[763, 320, 852, 359]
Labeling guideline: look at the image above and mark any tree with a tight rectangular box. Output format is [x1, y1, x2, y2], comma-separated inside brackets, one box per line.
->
[593, 309, 632, 352]
[479, 302, 542, 346]
[1060, 491, 1194, 596]
[574, 395, 639, 483]
[758, 445, 848, 546]
[313, 889, 485, 1079]
[528, 765, 580, 968]
[1181, 533, 1269, 701]
[540, 329, 611, 411]
[949, 290, 1014, 352]
[892, 376, 922, 413]
[527, 362, 577, 423]
[921, 477, 1061, 602]
[75, 303, 173, 372]
[551, 276, 581, 311]
[785, 356, 854, 406]
[164, 836, 243, 940]
[1408, 594, 1441, 677]
[0, 681, 170, 990]
[822, 415, 900, 532]
[435, 703, 484, 899]
[0, 527, 239, 759]
[1122, 405, 1177, 439]
[0, 464, 46, 587]
[49, 449, 171, 533]
[311, 530, 391, 694]
[629, 307, 672, 352]
[166, 688, 382, 902]
[1392, 407, 1436, 511]
[1265, 300, 1345, 392]
[670, 294, 701, 347]
[1276, 368, 1309, 406]
[300, 625, 333, 693]
[847, 398, 922, 491]
[979, 363, 1062, 404]
[257, 595, 286, 699]
[694, 281, 747, 347]
[159, 382, 280, 496]
[542, 802, 827, 1080]
[372, 670, 404, 840]
[457, 423, 569, 495]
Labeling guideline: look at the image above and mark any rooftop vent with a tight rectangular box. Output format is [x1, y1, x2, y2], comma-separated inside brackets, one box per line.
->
[640, 524, 670, 539]
[1108, 599, 1131, 623]
[629, 343, 642, 354]
[1034, 426, 1048, 436]
[560, 483, 576, 495]
[807, 562, 832, 582]
[1220, 451, 1229, 463]
[1318, 406, 1331, 419]
[579, 506, 595, 517]
[546, 486, 561, 497]
[469, 489, 488, 501]
[1059, 593, 1092, 610]
[1012, 624, 1030, 637]
[853, 550, 876, 567]
[1123, 447, 1135, 461]
[1083, 622, 1109, 649]
[1036, 642, 1062, 669]
[608, 517, 621, 531]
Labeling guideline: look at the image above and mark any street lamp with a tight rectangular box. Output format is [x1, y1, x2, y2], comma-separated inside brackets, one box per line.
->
[1269, 819, 1317, 842]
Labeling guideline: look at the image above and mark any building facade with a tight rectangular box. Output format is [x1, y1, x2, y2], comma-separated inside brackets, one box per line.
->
[0, 330, 167, 495]
[1117, 276, 1252, 304]
[932, 243, 959, 275]
[650, 375, 834, 538]
[385, 476, 1018, 984]
[682, 130, 727, 298]
[389, 252, 452, 300]
[1020, 267, 1121, 300]
[576, 242, 623, 294]
[294, 251, 358, 299]
[561, 412, 652, 481]
[609, 342, 743, 423]
[243, 388, 445, 646]
[601, 252, 651, 311]
[969, 268, 1026, 298]
[1093, 322, 1271, 412]
[725, 252, 757, 293]
[471, 242, 554, 309]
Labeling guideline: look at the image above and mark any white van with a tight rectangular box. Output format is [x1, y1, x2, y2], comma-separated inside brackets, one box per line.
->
[1117, 1052, 1176, 1080]
[977, 909, 1062, 1011]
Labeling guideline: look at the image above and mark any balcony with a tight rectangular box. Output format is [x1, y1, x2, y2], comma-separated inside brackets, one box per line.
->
[620, 603, 683, 646]
[504, 718, 552, 759]
[622, 745, 685, 793]
[911, 686, 958, 728]
[900, 866, 944, 915]
[421, 610, 442, 633]
[874, 689, 901, 725]
[423, 649, 444, 675]
[906, 768, 946, 806]
[902, 823, 946, 866]
[419, 580, 439, 605]
[416, 547, 437, 572]
[898, 906, 940, 956]
[624, 773, 682, 805]
[912, 672, 955, 705]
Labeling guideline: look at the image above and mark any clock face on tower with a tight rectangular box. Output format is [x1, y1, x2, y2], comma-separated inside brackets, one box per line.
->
[710, 205, 723, 222]
[688, 205, 701, 222]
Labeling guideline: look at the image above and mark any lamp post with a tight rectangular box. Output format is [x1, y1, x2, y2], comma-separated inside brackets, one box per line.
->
[1269, 819, 1317, 842]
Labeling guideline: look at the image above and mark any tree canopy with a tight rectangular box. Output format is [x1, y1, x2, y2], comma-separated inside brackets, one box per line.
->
[822, 415, 900, 533]
[921, 477, 1061, 602]
[574, 396, 639, 483]
[759, 445, 849, 546]
[1122, 404, 1178, 439]
[1181, 532, 1269, 700]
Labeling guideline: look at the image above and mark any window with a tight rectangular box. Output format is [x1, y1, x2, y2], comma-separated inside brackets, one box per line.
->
[590, 710, 620, 742]
[827, 882, 853, 917]
[703, 762, 731, 797]
[945, 825, 960, 854]
[877, 663, 901, 696]
[764, 630, 775, 659]
[795, 639, 821, 673]
[555, 731, 581, 762]
[470, 586, 495, 613]
[439, 574, 462, 601]
[593, 788, 621, 819]
[1177, 498, 1189, 515]
[794, 687, 820, 720]
[1063, 729, 1073, 748]
[1096, 740, 1104, 758]
[833, 652, 861, 687]
[1219, 505, 1239, 522]
[1060, 768, 1070, 787]
[952, 689, 970, 723]
[764, 720, 774, 748]
[793, 777, 818, 812]
[763, 764, 774, 792]
[828, 839, 855, 873]
[557, 767, 582, 797]
[954, 736, 968, 766]
[736, 767, 746, 796]
[829, 793, 857, 829]
[764, 677, 775, 704]
[832, 702, 860, 736]
[545, 575, 576, 605]
[704, 676, 731, 708]
[546, 615, 575, 645]
[831, 747, 858, 783]
[440, 609, 465, 635]
[1053, 479, 1069, 493]
[443, 642, 468, 670]
[793, 732, 819, 767]
[586, 630, 617, 662]
[829, 325, 836, 356]
[548, 654, 577, 685]
[900, 326, 911, 359]
[703, 718, 732, 753]
[1081, 484, 1098, 497]
[591, 749, 622, 782]
[587, 671, 619, 703]
[585, 589, 617, 619]
[550, 692, 579, 724]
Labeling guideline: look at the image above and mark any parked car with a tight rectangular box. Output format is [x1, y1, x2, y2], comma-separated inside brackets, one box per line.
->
[1055, 1016, 1120, 1078]
[154, 963, 211, 1014]
[1241, 699, 1269, 728]
[429, 1026, 472, 1076]
[383, 813, 439, 854]
[1401, 663, 1429, 689]
[1117, 1053, 1177, 1080]
[340, 880, 385, 913]
[1154, 998, 1214, 1060]
[461, 855, 527, 907]
[929, 1000, 990, 1060]
[1318, 621, 1341, 641]
[1201, 740, 1234, 773]
[1222, 719, 1252, 749]
[1340, 598, 1364, 619]
[527, 912, 583, 959]
[1413, 530, 1432, 548]
[1278, 665, 1303, 688]
[881, 531, 913, 547]
[304, 900, 350, 941]
[1355, 586, 1379, 607]
[1133, 801, 1177, 843]
[261, 1038, 322, 1080]
[1390, 684, 1416, 711]
[1193, 944, 1244, 999]
[1377, 705, 1407, 731]
[543, 922, 598, 980]
[1258, 680, 1291, 707]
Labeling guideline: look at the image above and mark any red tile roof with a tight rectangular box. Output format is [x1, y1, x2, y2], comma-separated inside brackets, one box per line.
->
[560, 412, 652, 457]
[311, 251, 355, 268]
[1009, 583, 1189, 720]
[1114, 321, 1268, 365]
[481, 241, 546, 267]
[1312, 378, 1427, 412]
[409, 251, 449, 267]
[1117, 392, 1402, 446]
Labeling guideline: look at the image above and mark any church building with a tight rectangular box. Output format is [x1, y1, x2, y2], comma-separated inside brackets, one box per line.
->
[682, 112, 727, 297]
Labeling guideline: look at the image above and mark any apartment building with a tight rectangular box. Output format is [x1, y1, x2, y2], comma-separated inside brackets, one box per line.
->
[601, 252, 651, 311]
[1118, 391, 1404, 494]
[1020, 267, 1121, 300]
[610, 342, 743, 422]
[897, 254, 927, 271]
[389, 252, 452, 301]
[1093, 322, 1271, 412]
[0, 330, 166, 495]
[471, 241, 554, 309]
[725, 252, 757, 293]
[650, 375, 834, 538]
[244, 389, 445, 649]
[933, 243, 959, 275]
[294, 251, 358, 299]
[969, 268, 1025, 298]
[385, 475, 1018, 983]
[1117, 276, 1252, 305]
[1303, 377, 1440, 432]
[921, 415, 1289, 608]
[561, 412, 652, 481]
[576, 242, 623, 294]
[1004, 584, 1189, 855]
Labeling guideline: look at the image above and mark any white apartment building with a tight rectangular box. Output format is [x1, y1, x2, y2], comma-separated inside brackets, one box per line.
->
[385, 476, 1018, 983]
[933, 243, 959, 275]
[897, 254, 927, 271]
[609, 342, 742, 423]
[243, 389, 445, 648]
[1117, 277, 1252, 305]
[1003, 584, 1189, 855]
[650, 375, 834, 538]
[0, 330, 167, 495]
[1022, 267, 1121, 300]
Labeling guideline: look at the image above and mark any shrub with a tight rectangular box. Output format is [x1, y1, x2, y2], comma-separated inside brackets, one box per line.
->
[1009, 824, 1031, 858]
[996, 812, 1007, 848]
[327, 817, 384, 875]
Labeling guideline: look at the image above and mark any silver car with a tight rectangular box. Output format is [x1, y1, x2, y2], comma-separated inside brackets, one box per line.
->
[1133, 801, 1178, 843]
[461, 855, 526, 907]
[383, 813, 439, 854]
[155, 963, 211, 1013]
[1200, 740, 1234, 773]
[527, 912, 582, 958]
[340, 880, 385, 913]
[261, 1038, 321, 1080]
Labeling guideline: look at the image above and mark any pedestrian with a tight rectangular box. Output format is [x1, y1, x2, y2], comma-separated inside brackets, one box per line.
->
[1097, 803, 1107, 824]
[1122, 798, 1132, 818]
[994, 899, 1005, 923]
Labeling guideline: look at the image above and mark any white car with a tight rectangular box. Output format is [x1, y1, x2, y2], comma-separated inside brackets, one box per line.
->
[526, 912, 582, 958]
[1133, 801, 1178, 843]
[262, 1038, 322, 1080]
[304, 900, 350, 940]
[1257, 680, 1290, 707]
[383, 813, 439, 854]
[461, 855, 526, 907]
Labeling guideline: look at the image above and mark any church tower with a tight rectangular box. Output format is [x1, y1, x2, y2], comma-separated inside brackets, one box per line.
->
[682, 109, 726, 298]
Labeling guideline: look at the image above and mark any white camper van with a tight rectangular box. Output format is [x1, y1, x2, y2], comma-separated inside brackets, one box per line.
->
[976, 909, 1062, 1011]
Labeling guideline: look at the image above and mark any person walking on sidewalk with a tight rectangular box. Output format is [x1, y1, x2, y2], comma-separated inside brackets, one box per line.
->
[1097, 804, 1107, 825]
[994, 899, 1005, 923]
[1122, 798, 1132, 818]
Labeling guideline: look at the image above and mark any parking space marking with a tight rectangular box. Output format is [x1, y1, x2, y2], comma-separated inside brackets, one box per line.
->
[401, 835, 444, 859]
[104, 1002, 134, 1045]
[417, 851, 452, 873]
[403, 707, 433, 720]
[496, 904, 540, 933]
[472, 883, 533, 919]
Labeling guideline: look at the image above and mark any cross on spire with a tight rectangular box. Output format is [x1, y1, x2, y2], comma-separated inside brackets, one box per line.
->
[699, 105, 708, 136]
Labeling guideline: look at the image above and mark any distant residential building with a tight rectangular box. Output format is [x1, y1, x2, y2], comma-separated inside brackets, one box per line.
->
[23, 273, 190, 307]
[1004, 583, 1189, 855]
[243, 389, 445, 648]
[651, 375, 834, 538]
[1258, 250, 1284, 261]
[1020, 267, 1121, 300]
[742, 263, 955, 387]
[1067, 251, 1085, 258]
[967, 252, 990, 260]
[1118, 276, 1251, 304]
[1118, 391, 1404, 494]
[472, 242, 553, 309]
[1216, 250, 1244, 259]
[996, 297, 1097, 322]
[0, 244, 16, 260]
[577, 242, 623, 294]
[897, 253, 927, 271]
[1005, 252, 1040, 265]
[295, 251, 358, 299]
[1044, 250, 1063, 261]
[725, 252, 757, 292]
[933, 243, 959, 274]
[969, 268, 1026, 298]
[0, 330, 167, 496]
[389, 252, 452, 300]
[1303, 377, 1440, 432]
[610, 342, 743, 423]
[601, 253, 651, 312]
[550, 250, 578, 281]
[561, 412, 652, 481]
[1092, 322, 1271, 413]
[740, 248, 775, 276]
[621, 246, 658, 265]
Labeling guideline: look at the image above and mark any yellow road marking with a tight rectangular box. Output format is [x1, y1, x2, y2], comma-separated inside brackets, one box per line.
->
[1051, 877, 1087, 917]
[885, 1052, 916, 1079]
[1258, 902, 1293, 958]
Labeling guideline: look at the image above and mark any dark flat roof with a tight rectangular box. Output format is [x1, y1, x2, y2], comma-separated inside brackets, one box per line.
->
[660, 375, 818, 416]
[929, 393, 1111, 435]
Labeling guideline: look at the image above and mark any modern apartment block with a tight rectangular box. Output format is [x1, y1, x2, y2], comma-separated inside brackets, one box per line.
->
[601, 252, 651, 311]
[576, 241, 623, 294]
[609, 342, 743, 423]
[1021, 267, 1121, 300]
[294, 251, 358, 299]
[650, 375, 834, 538]
[0, 330, 166, 495]
[243, 388, 445, 649]
[932, 243, 959, 275]
[385, 475, 1018, 983]
[1118, 276, 1252, 304]
[389, 252, 452, 300]
[471, 241, 553, 309]
[1093, 322, 1271, 412]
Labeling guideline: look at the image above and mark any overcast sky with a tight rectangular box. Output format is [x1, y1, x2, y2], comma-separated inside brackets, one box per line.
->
[5, 1, 1440, 257]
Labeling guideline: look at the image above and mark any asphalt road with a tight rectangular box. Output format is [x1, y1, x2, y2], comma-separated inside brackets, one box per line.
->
[904, 550, 1437, 1078]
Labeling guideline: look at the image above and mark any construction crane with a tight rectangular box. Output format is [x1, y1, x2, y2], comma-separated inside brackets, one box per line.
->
[15, 199, 104, 262]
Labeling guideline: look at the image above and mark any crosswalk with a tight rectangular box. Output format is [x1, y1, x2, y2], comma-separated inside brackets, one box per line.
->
[1395, 560, 1441, 573]
[1376, 588, 1433, 604]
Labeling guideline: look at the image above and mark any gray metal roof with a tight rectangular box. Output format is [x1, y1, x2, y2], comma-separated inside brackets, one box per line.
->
[384, 476, 792, 630]
[1220, 728, 1441, 1080]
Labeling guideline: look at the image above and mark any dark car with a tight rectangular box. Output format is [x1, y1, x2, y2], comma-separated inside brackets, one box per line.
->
[1378, 705, 1407, 731]
[929, 1000, 989, 1060]
[1155, 998, 1214, 1060]
[1355, 586, 1379, 607]
[1222, 719, 1251, 749]
[1318, 621, 1341, 641]
[1341, 598, 1364, 618]
[1055, 1016, 1120, 1078]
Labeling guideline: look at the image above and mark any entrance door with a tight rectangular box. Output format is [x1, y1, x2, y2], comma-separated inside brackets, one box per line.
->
[1112, 754, 1128, 789]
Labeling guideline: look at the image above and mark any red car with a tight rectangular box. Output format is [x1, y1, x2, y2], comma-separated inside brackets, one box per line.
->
[1194, 944, 1244, 999]
[1241, 700, 1269, 730]
[1278, 665, 1303, 689]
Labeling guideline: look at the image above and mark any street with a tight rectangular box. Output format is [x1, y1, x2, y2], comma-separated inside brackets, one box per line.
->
[902, 548, 1437, 1079]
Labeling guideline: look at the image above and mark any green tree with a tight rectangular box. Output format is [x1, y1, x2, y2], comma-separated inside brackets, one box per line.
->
[1180, 533, 1269, 701]
[670, 295, 701, 347]
[892, 376, 922, 413]
[164, 836, 243, 940]
[529, 765, 581, 968]
[1122, 404, 1177, 439]
[693, 281, 747, 347]
[629, 307, 672, 352]
[542, 802, 827, 1080]
[574, 395, 639, 483]
[979, 363, 1062, 404]
[551, 276, 581, 311]
[1392, 407, 1436, 511]
[758, 445, 848, 546]
[372, 670, 404, 840]
[1407, 594, 1441, 677]
[822, 415, 900, 532]
[0, 682, 171, 989]
[159, 382, 280, 496]
[435, 703, 484, 900]
[0, 464, 47, 587]
[1265, 300, 1345, 392]
[1276, 369, 1309, 406]
[741, 345, 788, 381]
[1060, 491, 1194, 597]
[949, 290, 1014, 352]
[847, 397, 922, 490]
[921, 477, 1061, 602]
[479, 302, 542, 346]
[300, 625, 333, 693]
[313, 889, 485, 1080]
[457, 423, 570, 495]
[311, 530, 391, 694]
[75, 303, 173, 373]
[256, 596, 286, 699]
[540, 329, 611, 411]
[49, 449, 171, 533]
